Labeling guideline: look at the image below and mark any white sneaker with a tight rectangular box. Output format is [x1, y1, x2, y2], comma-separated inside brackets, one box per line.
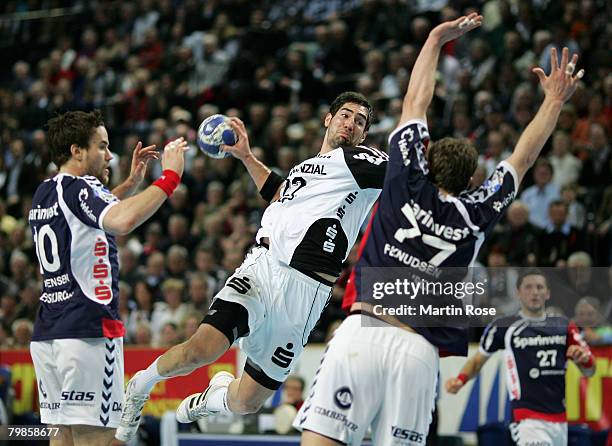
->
[176, 371, 234, 423]
[115, 371, 150, 442]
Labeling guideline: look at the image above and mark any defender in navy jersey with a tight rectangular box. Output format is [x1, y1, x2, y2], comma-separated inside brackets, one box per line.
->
[29, 109, 188, 446]
[296, 13, 586, 446]
[446, 270, 594, 446]
[116, 91, 388, 442]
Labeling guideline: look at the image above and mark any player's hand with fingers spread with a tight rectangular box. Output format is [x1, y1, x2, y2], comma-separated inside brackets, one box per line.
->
[430, 12, 483, 45]
[567, 345, 591, 365]
[129, 141, 158, 185]
[223, 117, 252, 161]
[445, 377, 465, 394]
[532, 47, 582, 104]
[161, 137, 189, 177]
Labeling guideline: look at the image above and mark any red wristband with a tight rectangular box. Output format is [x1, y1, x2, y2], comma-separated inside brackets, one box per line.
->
[153, 169, 180, 197]
[457, 373, 469, 384]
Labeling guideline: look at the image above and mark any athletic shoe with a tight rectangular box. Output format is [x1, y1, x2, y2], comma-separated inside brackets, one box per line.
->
[115, 371, 150, 442]
[175, 371, 234, 423]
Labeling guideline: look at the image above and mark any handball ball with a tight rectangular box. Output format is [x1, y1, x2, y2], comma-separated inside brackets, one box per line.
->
[197, 114, 237, 159]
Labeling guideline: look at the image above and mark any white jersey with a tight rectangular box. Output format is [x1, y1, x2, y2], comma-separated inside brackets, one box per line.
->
[256, 145, 388, 277]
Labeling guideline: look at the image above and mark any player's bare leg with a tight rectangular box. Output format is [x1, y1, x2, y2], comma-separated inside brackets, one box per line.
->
[176, 362, 275, 422]
[50, 425, 73, 446]
[301, 430, 344, 445]
[157, 323, 231, 376]
[116, 324, 230, 441]
[226, 370, 275, 414]
[70, 425, 115, 446]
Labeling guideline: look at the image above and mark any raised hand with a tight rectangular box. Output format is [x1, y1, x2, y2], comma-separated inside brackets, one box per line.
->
[223, 117, 252, 161]
[532, 47, 582, 103]
[128, 141, 158, 185]
[430, 12, 483, 45]
[161, 137, 189, 176]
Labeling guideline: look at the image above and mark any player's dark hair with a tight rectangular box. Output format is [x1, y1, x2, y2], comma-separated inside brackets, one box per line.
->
[427, 137, 478, 195]
[46, 110, 105, 167]
[329, 91, 373, 130]
[516, 268, 549, 290]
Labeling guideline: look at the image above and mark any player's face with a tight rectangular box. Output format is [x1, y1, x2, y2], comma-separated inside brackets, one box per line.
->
[84, 126, 113, 184]
[517, 274, 550, 314]
[325, 102, 368, 148]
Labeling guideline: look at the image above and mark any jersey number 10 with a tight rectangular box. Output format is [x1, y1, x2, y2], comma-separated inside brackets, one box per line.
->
[33, 224, 61, 273]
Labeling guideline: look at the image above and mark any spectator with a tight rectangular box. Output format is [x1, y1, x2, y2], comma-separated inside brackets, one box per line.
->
[166, 244, 190, 281]
[520, 159, 561, 229]
[156, 321, 181, 348]
[150, 278, 188, 345]
[540, 200, 586, 266]
[573, 297, 612, 346]
[11, 318, 33, 348]
[134, 321, 153, 346]
[549, 131, 581, 187]
[484, 200, 541, 266]
[578, 123, 611, 204]
[186, 273, 211, 315]
[561, 183, 586, 229]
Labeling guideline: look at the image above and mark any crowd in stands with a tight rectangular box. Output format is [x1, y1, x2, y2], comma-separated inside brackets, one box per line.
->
[0, 0, 611, 349]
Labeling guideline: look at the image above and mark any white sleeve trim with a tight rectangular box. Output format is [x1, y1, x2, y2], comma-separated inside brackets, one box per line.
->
[387, 119, 429, 145]
[499, 160, 519, 193]
[98, 201, 119, 230]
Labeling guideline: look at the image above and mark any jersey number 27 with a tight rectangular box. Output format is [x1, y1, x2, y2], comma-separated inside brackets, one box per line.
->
[394, 203, 456, 266]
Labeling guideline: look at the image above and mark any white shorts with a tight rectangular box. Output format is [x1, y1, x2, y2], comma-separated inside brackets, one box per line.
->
[30, 337, 124, 428]
[510, 419, 567, 446]
[215, 246, 332, 385]
[293, 314, 439, 446]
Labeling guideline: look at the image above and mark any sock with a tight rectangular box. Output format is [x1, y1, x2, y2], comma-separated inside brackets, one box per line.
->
[204, 385, 231, 414]
[133, 358, 165, 394]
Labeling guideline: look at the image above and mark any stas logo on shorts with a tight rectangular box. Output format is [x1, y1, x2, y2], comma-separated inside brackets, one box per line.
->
[391, 426, 424, 443]
[61, 390, 95, 401]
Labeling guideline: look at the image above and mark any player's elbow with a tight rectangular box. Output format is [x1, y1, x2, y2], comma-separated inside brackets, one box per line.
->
[103, 210, 137, 235]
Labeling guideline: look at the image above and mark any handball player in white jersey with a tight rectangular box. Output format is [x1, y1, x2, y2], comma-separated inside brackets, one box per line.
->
[294, 13, 584, 446]
[116, 91, 389, 441]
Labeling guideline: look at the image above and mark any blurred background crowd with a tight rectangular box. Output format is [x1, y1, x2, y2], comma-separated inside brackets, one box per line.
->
[0, 0, 611, 350]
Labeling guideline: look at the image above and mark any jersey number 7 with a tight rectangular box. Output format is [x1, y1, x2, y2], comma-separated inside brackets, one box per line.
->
[394, 203, 456, 266]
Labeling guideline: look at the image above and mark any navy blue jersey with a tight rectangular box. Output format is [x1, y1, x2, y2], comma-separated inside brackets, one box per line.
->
[29, 174, 124, 340]
[355, 120, 518, 355]
[480, 313, 587, 420]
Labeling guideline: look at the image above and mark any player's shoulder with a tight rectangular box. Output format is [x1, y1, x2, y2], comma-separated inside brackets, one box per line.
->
[342, 144, 388, 160]
[544, 314, 570, 326]
[388, 119, 429, 143]
[488, 313, 523, 329]
[64, 175, 117, 204]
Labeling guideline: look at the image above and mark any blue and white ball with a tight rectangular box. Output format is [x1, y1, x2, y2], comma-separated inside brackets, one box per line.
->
[197, 114, 237, 159]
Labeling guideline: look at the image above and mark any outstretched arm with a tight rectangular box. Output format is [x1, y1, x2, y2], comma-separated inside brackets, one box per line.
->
[399, 13, 482, 126]
[445, 351, 490, 394]
[506, 47, 582, 182]
[224, 117, 283, 202]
